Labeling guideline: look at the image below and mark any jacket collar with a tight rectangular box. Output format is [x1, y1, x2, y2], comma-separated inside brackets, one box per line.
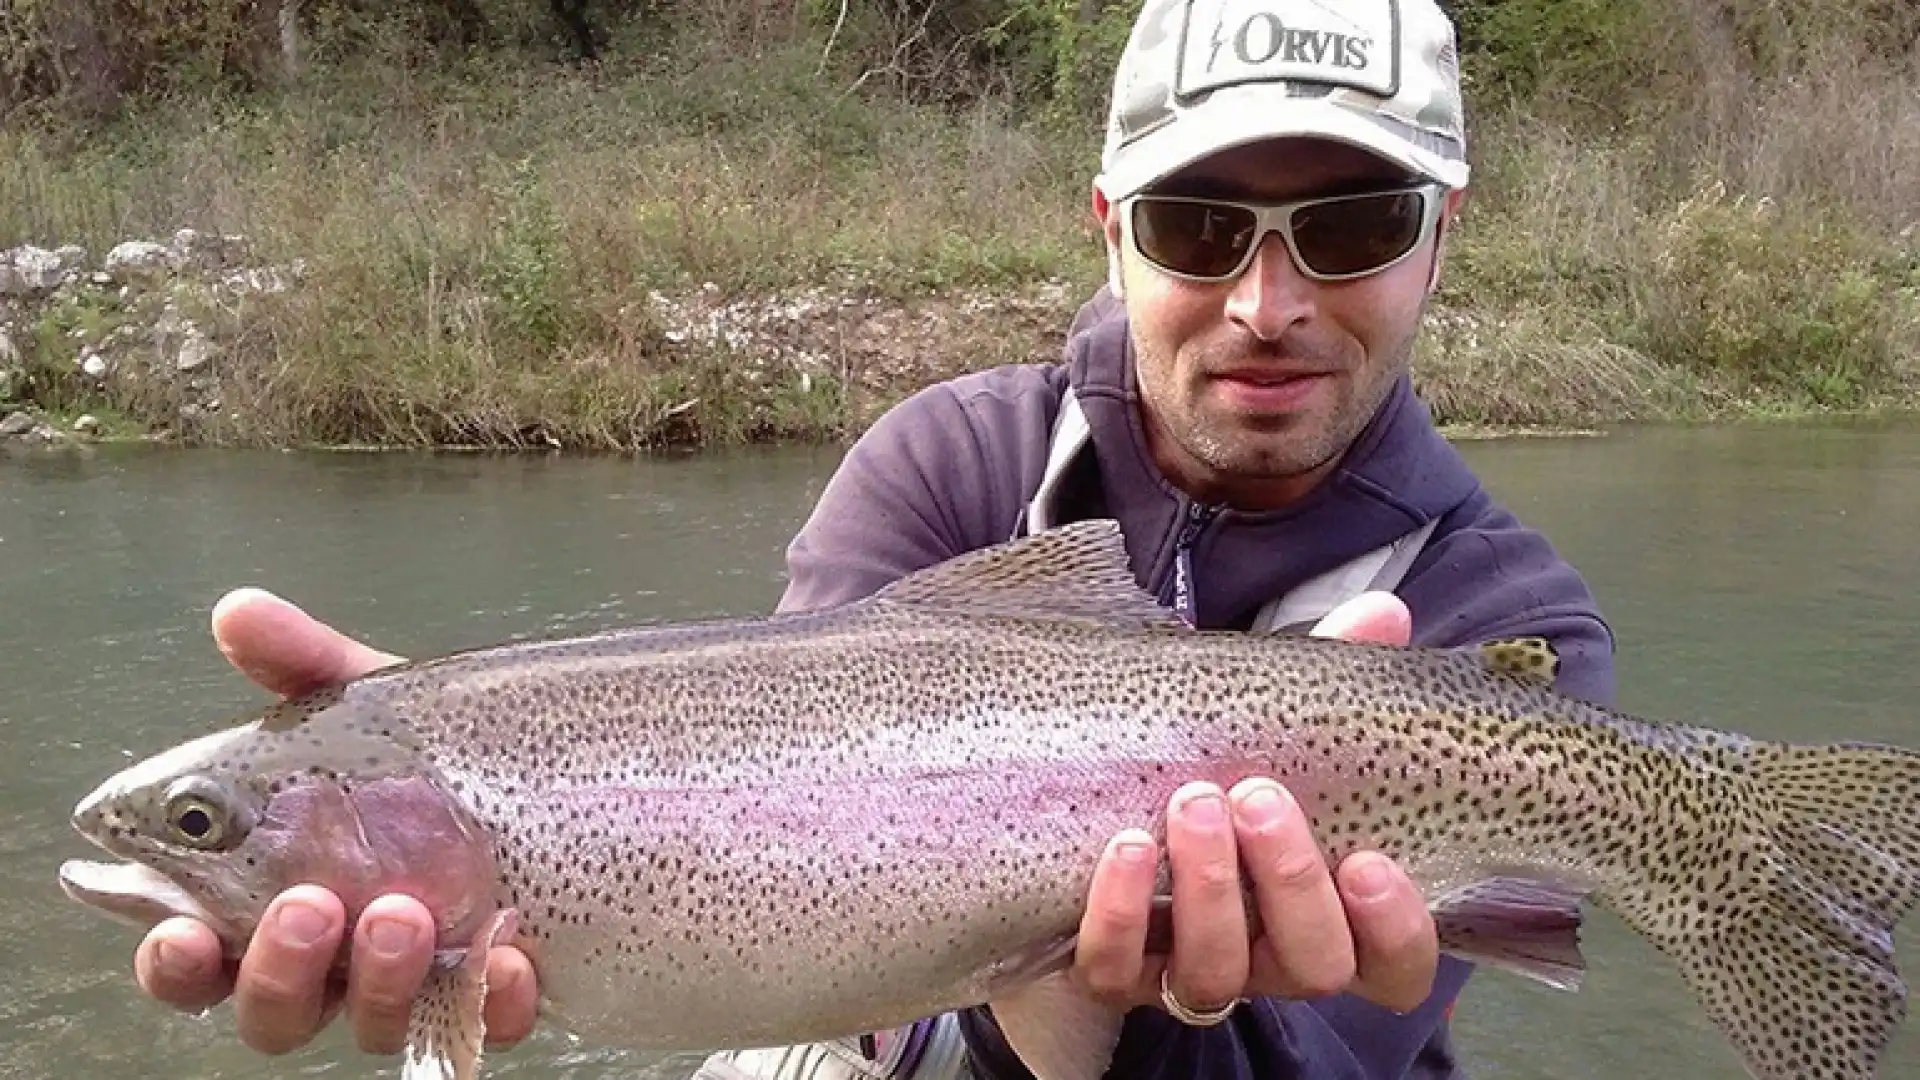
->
[1060, 312, 1483, 628]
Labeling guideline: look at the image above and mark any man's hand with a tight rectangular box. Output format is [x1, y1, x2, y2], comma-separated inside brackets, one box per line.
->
[131, 588, 541, 1055]
[1069, 591, 1440, 1019]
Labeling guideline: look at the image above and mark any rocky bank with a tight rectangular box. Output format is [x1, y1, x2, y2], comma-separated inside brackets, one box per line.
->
[0, 231, 1083, 449]
[0, 230, 303, 446]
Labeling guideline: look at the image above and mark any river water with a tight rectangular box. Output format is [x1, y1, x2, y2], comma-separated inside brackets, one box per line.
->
[5, 421, 1919, 1079]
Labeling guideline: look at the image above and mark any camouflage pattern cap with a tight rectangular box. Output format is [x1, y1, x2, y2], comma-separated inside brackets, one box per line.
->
[1097, 0, 1470, 200]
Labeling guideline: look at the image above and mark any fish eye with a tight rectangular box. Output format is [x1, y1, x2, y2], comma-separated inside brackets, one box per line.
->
[162, 777, 239, 850]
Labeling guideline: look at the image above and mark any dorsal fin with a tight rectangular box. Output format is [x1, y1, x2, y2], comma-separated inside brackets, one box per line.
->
[871, 519, 1185, 628]
[1478, 637, 1560, 684]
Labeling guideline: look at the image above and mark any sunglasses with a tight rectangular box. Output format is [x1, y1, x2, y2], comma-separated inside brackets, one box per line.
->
[1121, 182, 1447, 284]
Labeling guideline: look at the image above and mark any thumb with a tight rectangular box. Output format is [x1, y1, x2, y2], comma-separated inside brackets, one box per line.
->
[211, 587, 405, 699]
[1307, 592, 1412, 646]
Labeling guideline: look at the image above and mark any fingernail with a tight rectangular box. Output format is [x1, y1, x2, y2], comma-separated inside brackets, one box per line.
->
[1178, 790, 1227, 828]
[153, 939, 190, 980]
[1234, 781, 1291, 828]
[275, 900, 330, 947]
[1107, 826, 1155, 864]
[1347, 856, 1395, 901]
[368, 917, 419, 959]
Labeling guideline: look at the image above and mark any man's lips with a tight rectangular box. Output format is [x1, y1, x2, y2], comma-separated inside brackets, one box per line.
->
[1206, 368, 1333, 411]
[1209, 367, 1334, 385]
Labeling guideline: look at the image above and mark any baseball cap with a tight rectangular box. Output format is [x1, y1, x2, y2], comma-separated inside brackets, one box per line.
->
[1096, 0, 1471, 201]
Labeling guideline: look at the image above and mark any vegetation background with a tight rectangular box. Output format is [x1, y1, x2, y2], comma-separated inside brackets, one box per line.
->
[1, 0, 1916, 449]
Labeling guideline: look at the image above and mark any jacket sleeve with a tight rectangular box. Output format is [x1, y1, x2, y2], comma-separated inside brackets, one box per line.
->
[777, 389, 989, 614]
[959, 963, 1476, 1080]
[777, 367, 1060, 615]
[1399, 499, 1619, 707]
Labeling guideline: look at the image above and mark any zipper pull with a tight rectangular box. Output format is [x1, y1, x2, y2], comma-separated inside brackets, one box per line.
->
[1171, 503, 1216, 627]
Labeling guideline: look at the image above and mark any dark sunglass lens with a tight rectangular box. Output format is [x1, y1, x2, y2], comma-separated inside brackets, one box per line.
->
[1290, 191, 1425, 277]
[1132, 200, 1258, 278]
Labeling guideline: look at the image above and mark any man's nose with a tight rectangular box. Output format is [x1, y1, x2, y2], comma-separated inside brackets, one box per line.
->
[1223, 233, 1314, 341]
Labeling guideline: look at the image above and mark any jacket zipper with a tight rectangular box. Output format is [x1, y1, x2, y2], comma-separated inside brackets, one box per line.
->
[1169, 501, 1218, 626]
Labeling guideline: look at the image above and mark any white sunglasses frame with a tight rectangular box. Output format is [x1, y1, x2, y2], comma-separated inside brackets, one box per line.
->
[1119, 181, 1449, 284]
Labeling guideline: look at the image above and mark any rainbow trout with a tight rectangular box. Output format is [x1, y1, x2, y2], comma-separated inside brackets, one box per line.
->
[57, 520, 1920, 1080]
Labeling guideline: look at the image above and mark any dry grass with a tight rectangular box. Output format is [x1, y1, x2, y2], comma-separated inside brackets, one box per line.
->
[1413, 307, 1718, 428]
[0, 43, 1105, 448]
[1, 1, 1917, 447]
[1426, 39, 1920, 424]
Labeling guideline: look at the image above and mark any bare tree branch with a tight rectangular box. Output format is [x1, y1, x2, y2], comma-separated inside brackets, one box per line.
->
[817, 0, 851, 75]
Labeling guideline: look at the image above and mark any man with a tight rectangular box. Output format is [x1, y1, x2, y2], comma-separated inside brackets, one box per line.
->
[126, 0, 1615, 1076]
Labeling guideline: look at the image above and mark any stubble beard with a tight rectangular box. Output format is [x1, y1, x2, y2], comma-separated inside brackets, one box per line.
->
[1137, 319, 1420, 496]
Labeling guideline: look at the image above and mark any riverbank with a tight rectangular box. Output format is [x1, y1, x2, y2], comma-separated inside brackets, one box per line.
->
[4, 43, 1917, 451]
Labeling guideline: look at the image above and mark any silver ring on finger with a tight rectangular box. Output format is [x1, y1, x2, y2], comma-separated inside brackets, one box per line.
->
[1158, 969, 1241, 1027]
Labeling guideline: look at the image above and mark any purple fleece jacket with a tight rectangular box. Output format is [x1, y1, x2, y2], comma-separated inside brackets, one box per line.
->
[775, 300, 1617, 1079]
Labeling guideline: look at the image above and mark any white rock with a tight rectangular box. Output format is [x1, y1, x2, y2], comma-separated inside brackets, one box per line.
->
[221, 267, 290, 294]
[0, 246, 66, 295]
[73, 414, 100, 433]
[176, 330, 216, 372]
[104, 240, 175, 282]
[169, 227, 240, 269]
[81, 349, 108, 378]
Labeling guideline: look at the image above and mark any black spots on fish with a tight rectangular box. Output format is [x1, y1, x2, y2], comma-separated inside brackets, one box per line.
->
[1560, 743, 1595, 769]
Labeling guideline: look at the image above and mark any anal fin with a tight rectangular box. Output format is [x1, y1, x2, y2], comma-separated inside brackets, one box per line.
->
[1430, 876, 1590, 992]
[401, 908, 521, 1080]
[988, 972, 1125, 1080]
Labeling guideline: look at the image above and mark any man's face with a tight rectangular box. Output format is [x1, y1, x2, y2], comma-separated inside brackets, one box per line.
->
[1102, 138, 1465, 511]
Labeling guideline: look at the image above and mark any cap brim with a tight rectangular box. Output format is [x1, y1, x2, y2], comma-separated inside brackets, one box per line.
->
[1097, 96, 1469, 201]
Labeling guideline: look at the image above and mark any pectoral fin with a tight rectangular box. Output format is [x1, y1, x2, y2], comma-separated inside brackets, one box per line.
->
[401, 908, 520, 1080]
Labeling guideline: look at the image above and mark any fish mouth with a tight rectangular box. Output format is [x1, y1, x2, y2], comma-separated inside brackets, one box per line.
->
[57, 858, 223, 934]
[59, 762, 195, 930]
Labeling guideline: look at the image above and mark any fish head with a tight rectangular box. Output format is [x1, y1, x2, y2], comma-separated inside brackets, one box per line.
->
[58, 685, 501, 957]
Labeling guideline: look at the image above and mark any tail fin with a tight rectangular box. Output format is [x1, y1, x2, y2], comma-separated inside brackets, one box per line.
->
[1650, 741, 1920, 1080]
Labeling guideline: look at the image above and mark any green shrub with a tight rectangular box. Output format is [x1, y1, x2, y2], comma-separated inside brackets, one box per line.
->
[2, 0, 1916, 446]
[1636, 183, 1912, 407]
